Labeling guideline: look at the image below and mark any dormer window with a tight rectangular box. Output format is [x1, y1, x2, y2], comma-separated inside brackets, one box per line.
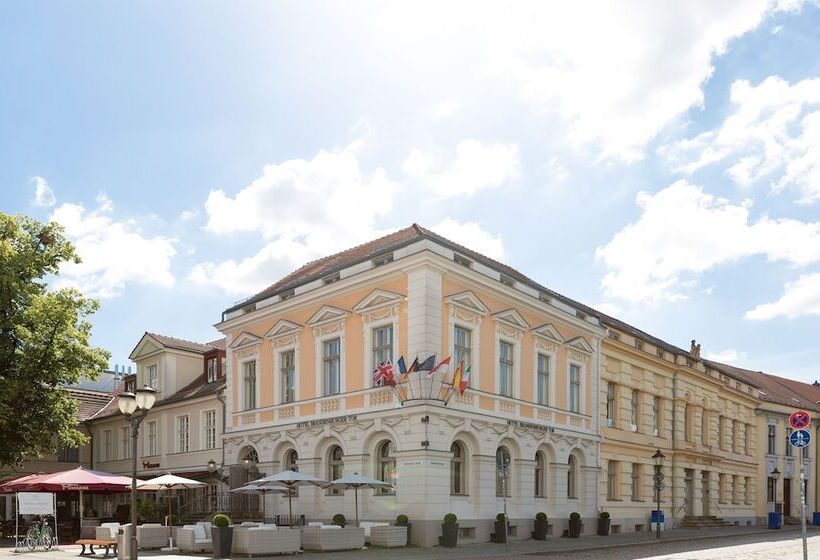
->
[499, 274, 515, 287]
[124, 378, 135, 393]
[372, 253, 393, 267]
[280, 288, 295, 301]
[454, 254, 472, 268]
[206, 357, 218, 382]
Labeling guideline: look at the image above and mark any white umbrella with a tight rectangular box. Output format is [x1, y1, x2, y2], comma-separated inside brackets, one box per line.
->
[229, 484, 288, 522]
[326, 473, 394, 527]
[139, 473, 205, 548]
[249, 470, 327, 526]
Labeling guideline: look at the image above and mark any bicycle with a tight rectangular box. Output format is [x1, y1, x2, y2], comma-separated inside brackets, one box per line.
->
[25, 515, 54, 551]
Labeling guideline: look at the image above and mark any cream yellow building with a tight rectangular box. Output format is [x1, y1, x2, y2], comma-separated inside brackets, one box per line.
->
[218, 225, 605, 545]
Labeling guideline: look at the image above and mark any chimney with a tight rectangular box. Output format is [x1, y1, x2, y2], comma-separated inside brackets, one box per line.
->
[128, 365, 132, 374]
[813, 380, 819, 388]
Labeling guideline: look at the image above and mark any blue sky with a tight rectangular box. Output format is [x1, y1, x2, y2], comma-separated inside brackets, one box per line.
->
[2, 1, 820, 381]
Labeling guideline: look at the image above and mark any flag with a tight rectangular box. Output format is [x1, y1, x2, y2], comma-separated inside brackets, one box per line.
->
[397, 356, 407, 375]
[459, 365, 471, 395]
[417, 354, 436, 372]
[452, 360, 463, 393]
[373, 361, 396, 386]
[428, 356, 451, 377]
[407, 357, 419, 374]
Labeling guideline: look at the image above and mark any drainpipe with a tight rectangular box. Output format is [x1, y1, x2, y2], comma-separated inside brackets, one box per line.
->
[671, 366, 678, 521]
[84, 420, 95, 469]
[216, 389, 227, 478]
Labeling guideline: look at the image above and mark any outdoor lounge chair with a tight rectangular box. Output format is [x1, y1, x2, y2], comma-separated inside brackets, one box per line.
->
[232, 526, 300, 556]
[95, 523, 121, 541]
[359, 521, 389, 543]
[301, 526, 365, 551]
[136, 523, 169, 549]
[369, 525, 408, 547]
[176, 524, 213, 552]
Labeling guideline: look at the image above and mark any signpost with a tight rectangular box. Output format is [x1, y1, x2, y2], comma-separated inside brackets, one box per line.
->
[788, 409, 811, 560]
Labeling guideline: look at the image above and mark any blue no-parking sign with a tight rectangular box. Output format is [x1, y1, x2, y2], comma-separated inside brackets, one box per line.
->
[789, 429, 811, 448]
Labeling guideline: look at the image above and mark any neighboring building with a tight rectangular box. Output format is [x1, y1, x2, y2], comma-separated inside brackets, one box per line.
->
[217, 225, 605, 546]
[600, 324, 759, 531]
[85, 333, 227, 518]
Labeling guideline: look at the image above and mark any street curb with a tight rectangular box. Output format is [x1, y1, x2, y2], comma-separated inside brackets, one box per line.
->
[527, 526, 816, 556]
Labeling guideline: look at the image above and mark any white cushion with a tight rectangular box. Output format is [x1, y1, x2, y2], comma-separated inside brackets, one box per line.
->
[308, 522, 323, 527]
[320, 525, 342, 529]
[194, 525, 207, 540]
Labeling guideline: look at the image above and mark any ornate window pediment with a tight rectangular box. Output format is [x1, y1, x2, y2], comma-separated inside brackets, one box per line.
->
[493, 309, 530, 330]
[354, 289, 403, 322]
[230, 332, 263, 349]
[533, 323, 565, 344]
[265, 320, 302, 347]
[307, 305, 349, 336]
[446, 290, 490, 315]
[566, 336, 594, 354]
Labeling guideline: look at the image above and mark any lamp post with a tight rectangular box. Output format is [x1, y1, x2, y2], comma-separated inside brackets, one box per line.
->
[652, 449, 665, 541]
[118, 386, 157, 560]
[771, 467, 781, 516]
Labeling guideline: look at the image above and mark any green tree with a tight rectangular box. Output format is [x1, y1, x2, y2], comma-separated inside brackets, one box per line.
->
[0, 212, 109, 467]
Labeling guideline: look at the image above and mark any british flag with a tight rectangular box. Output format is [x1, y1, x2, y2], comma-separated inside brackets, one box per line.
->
[372, 360, 396, 386]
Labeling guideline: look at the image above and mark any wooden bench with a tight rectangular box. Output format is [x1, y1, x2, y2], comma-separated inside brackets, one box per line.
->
[75, 539, 118, 558]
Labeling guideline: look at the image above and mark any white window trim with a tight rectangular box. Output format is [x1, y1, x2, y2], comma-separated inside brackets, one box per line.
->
[274, 344, 299, 404]
[315, 331, 346, 397]
[495, 336, 520, 399]
[103, 429, 113, 462]
[533, 347, 556, 407]
[146, 362, 160, 392]
[175, 414, 190, 453]
[450, 317, 481, 390]
[238, 357, 259, 411]
[201, 408, 217, 450]
[121, 427, 130, 459]
[567, 361, 584, 414]
[145, 420, 158, 457]
[362, 317, 399, 388]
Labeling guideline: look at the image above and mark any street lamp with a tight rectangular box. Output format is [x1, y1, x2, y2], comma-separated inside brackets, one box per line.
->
[119, 386, 157, 560]
[771, 467, 781, 515]
[652, 449, 665, 541]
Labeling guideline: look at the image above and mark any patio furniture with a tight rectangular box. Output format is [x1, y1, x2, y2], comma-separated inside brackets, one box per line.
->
[76, 538, 118, 558]
[301, 526, 365, 551]
[326, 473, 394, 527]
[370, 525, 407, 548]
[359, 521, 389, 543]
[95, 523, 121, 541]
[232, 526, 300, 556]
[248, 470, 328, 527]
[137, 524, 169, 549]
[176, 524, 213, 553]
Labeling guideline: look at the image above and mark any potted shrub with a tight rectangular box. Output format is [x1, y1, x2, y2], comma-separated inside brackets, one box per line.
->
[211, 513, 233, 559]
[568, 512, 582, 538]
[332, 513, 346, 528]
[440, 513, 458, 547]
[532, 512, 548, 541]
[395, 514, 411, 546]
[493, 513, 508, 543]
[597, 511, 611, 536]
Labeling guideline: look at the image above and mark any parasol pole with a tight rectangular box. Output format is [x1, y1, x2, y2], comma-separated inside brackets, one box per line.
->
[354, 486, 359, 528]
[287, 485, 293, 527]
[79, 490, 83, 540]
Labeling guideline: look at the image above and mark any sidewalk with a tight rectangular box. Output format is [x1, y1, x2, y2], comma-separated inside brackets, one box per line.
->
[1, 525, 816, 560]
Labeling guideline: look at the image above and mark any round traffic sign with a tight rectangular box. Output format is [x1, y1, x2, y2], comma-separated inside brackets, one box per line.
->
[789, 429, 811, 448]
[789, 410, 812, 430]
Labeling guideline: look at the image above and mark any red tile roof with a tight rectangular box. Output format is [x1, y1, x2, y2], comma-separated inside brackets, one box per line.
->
[705, 360, 820, 412]
[67, 388, 114, 422]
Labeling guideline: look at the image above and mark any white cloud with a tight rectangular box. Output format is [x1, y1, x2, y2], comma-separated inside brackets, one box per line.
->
[663, 76, 820, 203]
[32, 176, 56, 207]
[179, 209, 198, 221]
[704, 348, 748, 363]
[595, 180, 820, 303]
[745, 273, 820, 320]
[49, 195, 177, 298]
[193, 145, 506, 296]
[402, 139, 519, 198]
[592, 302, 622, 317]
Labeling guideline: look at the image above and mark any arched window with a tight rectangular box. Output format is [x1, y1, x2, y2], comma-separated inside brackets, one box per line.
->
[534, 451, 546, 498]
[567, 455, 577, 498]
[285, 449, 299, 496]
[450, 441, 465, 495]
[328, 445, 344, 495]
[496, 446, 511, 497]
[376, 440, 395, 495]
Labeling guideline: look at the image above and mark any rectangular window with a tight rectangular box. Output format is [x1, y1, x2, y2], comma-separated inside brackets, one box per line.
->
[176, 415, 189, 453]
[454, 326, 472, 372]
[767, 477, 776, 502]
[281, 350, 295, 403]
[121, 427, 130, 459]
[203, 410, 217, 450]
[718, 473, 726, 503]
[768, 425, 776, 455]
[243, 361, 257, 410]
[148, 365, 158, 389]
[536, 353, 550, 405]
[103, 430, 112, 461]
[786, 427, 793, 457]
[372, 325, 393, 373]
[702, 411, 710, 445]
[607, 461, 618, 500]
[631, 463, 641, 501]
[631, 389, 640, 430]
[57, 447, 80, 463]
[323, 338, 341, 396]
[206, 358, 217, 382]
[653, 396, 660, 436]
[569, 364, 581, 413]
[732, 420, 739, 453]
[147, 421, 157, 456]
[499, 341, 513, 397]
[605, 382, 616, 426]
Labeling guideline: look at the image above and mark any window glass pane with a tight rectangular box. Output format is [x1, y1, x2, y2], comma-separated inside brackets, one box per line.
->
[537, 354, 549, 405]
[499, 342, 513, 397]
[281, 350, 295, 403]
[569, 364, 581, 412]
[323, 338, 341, 395]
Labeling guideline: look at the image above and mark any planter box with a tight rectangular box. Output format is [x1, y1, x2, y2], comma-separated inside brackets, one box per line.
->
[532, 519, 549, 540]
[568, 519, 583, 538]
[597, 518, 610, 536]
[440, 523, 458, 547]
[492, 520, 509, 543]
[370, 526, 407, 548]
[211, 526, 232, 558]
[301, 527, 365, 551]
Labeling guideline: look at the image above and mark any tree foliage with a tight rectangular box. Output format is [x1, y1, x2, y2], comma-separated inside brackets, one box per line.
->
[0, 212, 109, 467]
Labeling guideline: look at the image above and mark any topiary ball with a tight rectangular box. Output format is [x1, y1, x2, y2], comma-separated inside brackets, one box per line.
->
[213, 513, 231, 528]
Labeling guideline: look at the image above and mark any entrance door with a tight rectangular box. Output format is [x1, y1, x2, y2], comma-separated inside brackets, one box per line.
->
[701, 471, 710, 516]
[784, 478, 792, 517]
[684, 469, 694, 516]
